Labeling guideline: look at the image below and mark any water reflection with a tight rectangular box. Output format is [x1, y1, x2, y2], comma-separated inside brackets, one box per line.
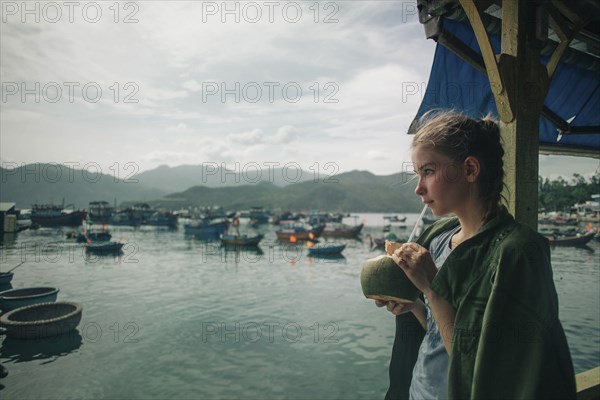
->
[0, 234, 17, 247]
[0, 330, 83, 364]
[307, 254, 346, 263]
[221, 246, 264, 265]
[222, 245, 264, 255]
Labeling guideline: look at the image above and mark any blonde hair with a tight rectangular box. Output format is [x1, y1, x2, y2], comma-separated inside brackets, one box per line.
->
[411, 110, 505, 221]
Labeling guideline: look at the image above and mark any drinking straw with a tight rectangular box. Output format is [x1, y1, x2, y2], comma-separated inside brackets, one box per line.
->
[407, 204, 428, 242]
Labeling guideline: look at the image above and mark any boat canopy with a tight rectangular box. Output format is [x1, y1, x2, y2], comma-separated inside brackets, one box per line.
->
[412, 2, 600, 157]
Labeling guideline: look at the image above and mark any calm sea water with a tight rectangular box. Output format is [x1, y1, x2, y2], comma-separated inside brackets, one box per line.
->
[0, 213, 598, 399]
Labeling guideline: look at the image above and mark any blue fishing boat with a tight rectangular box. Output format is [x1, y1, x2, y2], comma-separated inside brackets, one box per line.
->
[0, 262, 24, 286]
[307, 243, 346, 257]
[184, 218, 229, 237]
[240, 207, 271, 224]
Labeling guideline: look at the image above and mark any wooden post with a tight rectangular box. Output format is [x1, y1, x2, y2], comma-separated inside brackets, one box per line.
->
[458, 0, 545, 228]
[498, 0, 546, 229]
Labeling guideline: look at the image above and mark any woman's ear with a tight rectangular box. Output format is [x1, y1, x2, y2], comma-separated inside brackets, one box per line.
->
[463, 156, 481, 182]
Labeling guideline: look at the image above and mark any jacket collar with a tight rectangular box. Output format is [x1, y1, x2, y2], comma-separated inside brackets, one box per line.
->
[416, 206, 514, 248]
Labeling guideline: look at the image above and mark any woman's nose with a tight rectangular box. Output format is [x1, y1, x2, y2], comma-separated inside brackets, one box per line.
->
[415, 177, 425, 196]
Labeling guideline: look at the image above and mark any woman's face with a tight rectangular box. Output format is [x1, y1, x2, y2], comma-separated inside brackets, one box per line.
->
[411, 145, 471, 217]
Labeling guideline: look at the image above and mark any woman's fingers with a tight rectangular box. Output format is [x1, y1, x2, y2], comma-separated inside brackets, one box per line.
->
[374, 300, 387, 308]
[393, 303, 413, 315]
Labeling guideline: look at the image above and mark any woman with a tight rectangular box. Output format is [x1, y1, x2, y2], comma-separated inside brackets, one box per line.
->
[380, 111, 576, 400]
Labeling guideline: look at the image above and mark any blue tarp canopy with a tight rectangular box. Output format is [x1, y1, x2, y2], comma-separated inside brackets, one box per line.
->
[414, 18, 600, 156]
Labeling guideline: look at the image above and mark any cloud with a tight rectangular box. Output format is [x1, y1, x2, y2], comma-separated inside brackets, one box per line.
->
[182, 80, 203, 92]
[166, 122, 192, 134]
[366, 150, 389, 161]
[226, 126, 298, 146]
[227, 129, 265, 144]
[3, 1, 597, 180]
[265, 126, 297, 144]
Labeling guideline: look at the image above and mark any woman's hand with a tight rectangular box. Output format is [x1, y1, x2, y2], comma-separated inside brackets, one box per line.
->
[375, 299, 416, 315]
[375, 299, 427, 329]
[391, 242, 438, 294]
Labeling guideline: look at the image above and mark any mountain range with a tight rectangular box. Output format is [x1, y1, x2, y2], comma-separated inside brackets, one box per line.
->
[134, 164, 314, 192]
[1, 163, 422, 212]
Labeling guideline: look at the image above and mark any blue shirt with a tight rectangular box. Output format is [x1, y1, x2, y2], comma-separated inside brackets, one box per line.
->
[409, 225, 460, 400]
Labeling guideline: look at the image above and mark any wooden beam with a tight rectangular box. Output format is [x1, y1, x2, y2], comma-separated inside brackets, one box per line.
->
[458, 0, 514, 122]
[576, 367, 600, 400]
[546, 3, 589, 83]
[550, 0, 582, 25]
[540, 145, 600, 159]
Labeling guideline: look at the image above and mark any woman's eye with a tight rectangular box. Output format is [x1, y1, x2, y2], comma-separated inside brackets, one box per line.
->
[423, 169, 434, 176]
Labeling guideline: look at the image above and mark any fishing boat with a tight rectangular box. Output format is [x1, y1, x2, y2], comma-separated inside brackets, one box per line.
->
[220, 233, 264, 247]
[184, 218, 229, 237]
[146, 211, 178, 228]
[547, 231, 595, 247]
[307, 243, 346, 257]
[366, 232, 401, 250]
[0, 301, 83, 339]
[85, 241, 124, 254]
[30, 204, 87, 227]
[276, 223, 324, 241]
[322, 223, 364, 238]
[366, 234, 385, 250]
[573, 195, 600, 223]
[88, 201, 114, 224]
[239, 207, 270, 224]
[0, 287, 59, 311]
[201, 206, 229, 220]
[538, 225, 578, 237]
[76, 229, 112, 243]
[269, 211, 300, 225]
[131, 203, 154, 224]
[306, 212, 344, 225]
[109, 209, 140, 227]
[383, 215, 407, 223]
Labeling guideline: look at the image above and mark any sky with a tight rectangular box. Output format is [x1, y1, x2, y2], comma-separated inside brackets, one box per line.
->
[1, 1, 598, 181]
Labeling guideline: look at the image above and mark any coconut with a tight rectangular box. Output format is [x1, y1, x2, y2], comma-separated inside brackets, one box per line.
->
[360, 255, 420, 303]
[383, 232, 398, 241]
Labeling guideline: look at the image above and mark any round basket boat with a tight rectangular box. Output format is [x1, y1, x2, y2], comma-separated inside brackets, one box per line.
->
[0, 287, 59, 312]
[0, 272, 14, 286]
[0, 301, 83, 339]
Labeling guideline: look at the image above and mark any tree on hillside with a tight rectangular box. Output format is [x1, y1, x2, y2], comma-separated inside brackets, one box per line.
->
[538, 172, 600, 212]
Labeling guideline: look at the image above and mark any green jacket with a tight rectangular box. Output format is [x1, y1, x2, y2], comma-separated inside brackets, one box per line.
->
[386, 207, 576, 400]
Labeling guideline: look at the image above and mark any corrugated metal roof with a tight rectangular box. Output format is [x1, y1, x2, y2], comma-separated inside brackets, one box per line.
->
[0, 202, 16, 213]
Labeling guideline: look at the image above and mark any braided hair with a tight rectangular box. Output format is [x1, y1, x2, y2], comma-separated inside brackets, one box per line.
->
[411, 110, 506, 222]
